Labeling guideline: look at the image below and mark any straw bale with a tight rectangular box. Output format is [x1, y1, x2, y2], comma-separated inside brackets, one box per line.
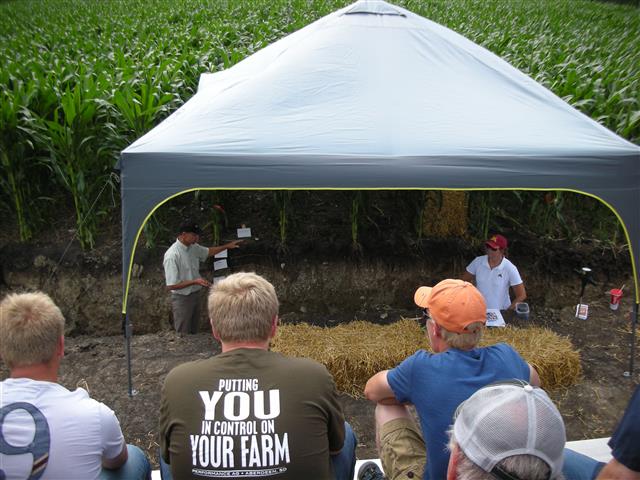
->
[272, 319, 581, 397]
[421, 191, 468, 238]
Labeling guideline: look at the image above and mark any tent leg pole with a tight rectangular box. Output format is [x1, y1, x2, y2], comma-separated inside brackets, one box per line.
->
[627, 303, 638, 378]
[124, 313, 135, 397]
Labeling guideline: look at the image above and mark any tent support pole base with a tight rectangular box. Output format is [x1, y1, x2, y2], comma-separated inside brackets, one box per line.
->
[627, 303, 638, 378]
[124, 312, 135, 397]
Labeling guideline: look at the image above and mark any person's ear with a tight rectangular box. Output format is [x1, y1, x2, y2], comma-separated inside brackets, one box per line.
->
[270, 315, 278, 338]
[431, 320, 442, 339]
[57, 335, 65, 359]
[447, 443, 459, 480]
[211, 324, 221, 341]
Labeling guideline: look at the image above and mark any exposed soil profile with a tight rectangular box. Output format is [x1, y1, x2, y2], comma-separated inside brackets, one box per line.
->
[1, 192, 638, 467]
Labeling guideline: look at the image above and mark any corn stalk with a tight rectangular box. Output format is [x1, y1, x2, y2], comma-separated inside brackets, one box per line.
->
[0, 81, 48, 241]
[273, 191, 293, 250]
[44, 75, 114, 249]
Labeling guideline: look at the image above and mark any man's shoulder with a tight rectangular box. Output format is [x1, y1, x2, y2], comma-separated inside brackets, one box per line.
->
[165, 357, 213, 380]
[278, 353, 329, 373]
[1, 380, 112, 418]
[478, 343, 526, 364]
[480, 342, 516, 353]
[469, 255, 488, 268]
[501, 257, 519, 271]
[164, 240, 180, 257]
[1, 378, 85, 400]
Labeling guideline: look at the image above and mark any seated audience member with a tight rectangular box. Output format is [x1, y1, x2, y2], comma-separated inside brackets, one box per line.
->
[448, 381, 565, 480]
[596, 385, 640, 479]
[0, 291, 151, 480]
[462, 234, 526, 310]
[362, 279, 539, 480]
[562, 384, 640, 480]
[159, 272, 356, 479]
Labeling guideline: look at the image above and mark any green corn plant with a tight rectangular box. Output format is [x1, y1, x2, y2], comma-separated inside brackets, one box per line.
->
[350, 191, 366, 254]
[211, 203, 227, 246]
[142, 214, 168, 249]
[273, 191, 293, 251]
[44, 75, 113, 250]
[409, 191, 428, 241]
[0, 81, 48, 241]
[193, 190, 228, 245]
[113, 65, 179, 141]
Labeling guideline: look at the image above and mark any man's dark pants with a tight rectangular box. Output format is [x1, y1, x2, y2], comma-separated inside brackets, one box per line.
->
[170, 290, 202, 334]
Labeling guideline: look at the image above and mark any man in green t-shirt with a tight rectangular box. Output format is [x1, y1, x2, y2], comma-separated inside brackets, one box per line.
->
[159, 272, 356, 479]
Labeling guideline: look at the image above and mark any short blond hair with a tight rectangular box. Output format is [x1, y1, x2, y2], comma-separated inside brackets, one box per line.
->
[208, 272, 279, 343]
[439, 321, 483, 350]
[0, 291, 65, 368]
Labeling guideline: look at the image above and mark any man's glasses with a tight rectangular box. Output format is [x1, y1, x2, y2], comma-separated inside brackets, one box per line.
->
[485, 245, 498, 251]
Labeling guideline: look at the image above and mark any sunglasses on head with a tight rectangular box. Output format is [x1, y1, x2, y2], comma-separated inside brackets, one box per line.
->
[421, 309, 433, 323]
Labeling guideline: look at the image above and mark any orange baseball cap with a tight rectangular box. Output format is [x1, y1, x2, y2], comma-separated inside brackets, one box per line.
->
[414, 279, 486, 333]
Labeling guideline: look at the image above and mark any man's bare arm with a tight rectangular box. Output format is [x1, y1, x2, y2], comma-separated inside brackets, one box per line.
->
[166, 278, 210, 291]
[462, 271, 475, 283]
[529, 364, 540, 387]
[102, 443, 128, 470]
[596, 458, 640, 480]
[364, 371, 401, 405]
[208, 240, 243, 257]
[509, 283, 527, 310]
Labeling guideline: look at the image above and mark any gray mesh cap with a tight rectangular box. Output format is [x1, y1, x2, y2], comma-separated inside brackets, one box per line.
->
[453, 381, 566, 479]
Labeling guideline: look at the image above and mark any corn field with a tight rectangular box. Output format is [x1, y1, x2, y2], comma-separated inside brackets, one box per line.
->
[0, 0, 638, 249]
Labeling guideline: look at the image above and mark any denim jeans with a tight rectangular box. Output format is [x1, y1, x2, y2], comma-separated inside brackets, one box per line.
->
[332, 422, 358, 480]
[562, 448, 606, 480]
[100, 444, 151, 480]
[160, 422, 358, 480]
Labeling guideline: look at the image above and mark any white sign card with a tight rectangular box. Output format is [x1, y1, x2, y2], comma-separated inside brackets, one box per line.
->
[486, 309, 506, 327]
[214, 249, 228, 259]
[237, 227, 252, 238]
[213, 259, 228, 271]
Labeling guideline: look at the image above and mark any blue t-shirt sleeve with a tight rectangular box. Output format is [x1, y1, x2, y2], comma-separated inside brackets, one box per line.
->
[608, 386, 640, 471]
[387, 352, 424, 404]
[496, 343, 530, 381]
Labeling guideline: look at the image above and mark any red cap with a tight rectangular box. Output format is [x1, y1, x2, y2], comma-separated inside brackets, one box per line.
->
[414, 279, 486, 333]
[486, 234, 508, 250]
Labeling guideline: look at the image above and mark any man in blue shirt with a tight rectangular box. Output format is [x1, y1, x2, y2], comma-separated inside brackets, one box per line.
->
[363, 279, 539, 480]
[595, 385, 640, 479]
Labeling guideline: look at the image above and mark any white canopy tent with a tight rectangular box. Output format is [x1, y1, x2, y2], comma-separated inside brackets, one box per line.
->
[119, 0, 640, 394]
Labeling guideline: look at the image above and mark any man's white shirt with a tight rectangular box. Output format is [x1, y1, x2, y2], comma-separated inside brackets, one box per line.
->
[0, 378, 125, 479]
[466, 255, 523, 310]
[163, 240, 209, 295]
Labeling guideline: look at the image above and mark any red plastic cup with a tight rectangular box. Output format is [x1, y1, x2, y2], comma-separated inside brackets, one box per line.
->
[609, 289, 623, 310]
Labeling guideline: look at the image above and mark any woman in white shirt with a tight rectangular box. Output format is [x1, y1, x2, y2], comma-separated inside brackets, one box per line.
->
[462, 234, 526, 310]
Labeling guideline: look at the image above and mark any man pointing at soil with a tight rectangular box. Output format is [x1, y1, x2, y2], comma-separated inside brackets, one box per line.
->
[163, 220, 242, 334]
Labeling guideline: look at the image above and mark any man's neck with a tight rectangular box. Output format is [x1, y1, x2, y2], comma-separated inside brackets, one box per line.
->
[221, 340, 270, 353]
[488, 256, 503, 269]
[10, 363, 58, 383]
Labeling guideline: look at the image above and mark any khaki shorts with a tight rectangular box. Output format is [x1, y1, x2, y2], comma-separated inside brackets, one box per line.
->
[379, 418, 426, 480]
